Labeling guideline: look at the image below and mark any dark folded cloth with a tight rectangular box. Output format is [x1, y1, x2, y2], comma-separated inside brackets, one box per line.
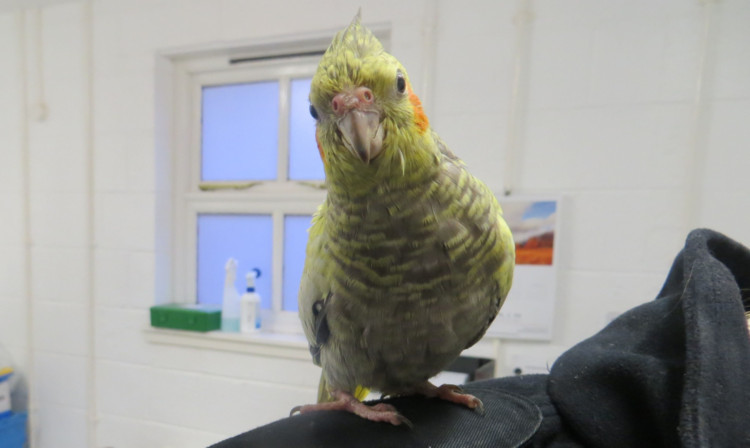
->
[210, 229, 750, 448]
[549, 228, 750, 447]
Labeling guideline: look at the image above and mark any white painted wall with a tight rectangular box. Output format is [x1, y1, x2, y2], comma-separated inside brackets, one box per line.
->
[0, 0, 748, 446]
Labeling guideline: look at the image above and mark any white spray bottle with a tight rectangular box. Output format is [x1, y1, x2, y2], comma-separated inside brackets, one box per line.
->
[240, 268, 262, 333]
[221, 258, 241, 332]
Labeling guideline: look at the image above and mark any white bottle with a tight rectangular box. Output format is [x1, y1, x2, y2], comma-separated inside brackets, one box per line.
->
[240, 268, 262, 333]
[221, 258, 241, 332]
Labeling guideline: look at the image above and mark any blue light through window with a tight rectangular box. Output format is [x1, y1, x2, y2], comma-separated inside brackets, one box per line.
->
[288, 78, 325, 181]
[282, 215, 313, 311]
[197, 214, 273, 309]
[201, 82, 279, 181]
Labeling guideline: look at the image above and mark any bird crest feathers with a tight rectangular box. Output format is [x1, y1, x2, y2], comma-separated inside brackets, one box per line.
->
[326, 11, 383, 62]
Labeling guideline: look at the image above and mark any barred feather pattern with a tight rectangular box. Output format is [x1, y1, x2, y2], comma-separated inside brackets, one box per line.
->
[299, 136, 514, 396]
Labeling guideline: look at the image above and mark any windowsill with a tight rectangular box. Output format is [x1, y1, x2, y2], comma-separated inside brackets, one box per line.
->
[144, 325, 503, 367]
[143, 326, 311, 361]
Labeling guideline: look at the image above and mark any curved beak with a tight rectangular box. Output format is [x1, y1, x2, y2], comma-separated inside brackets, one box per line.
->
[337, 109, 384, 164]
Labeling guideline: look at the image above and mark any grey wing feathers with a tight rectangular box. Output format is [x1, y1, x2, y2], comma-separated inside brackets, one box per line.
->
[309, 293, 331, 365]
[298, 267, 330, 367]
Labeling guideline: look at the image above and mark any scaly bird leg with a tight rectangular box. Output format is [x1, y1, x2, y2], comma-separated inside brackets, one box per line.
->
[290, 390, 412, 427]
[413, 382, 485, 414]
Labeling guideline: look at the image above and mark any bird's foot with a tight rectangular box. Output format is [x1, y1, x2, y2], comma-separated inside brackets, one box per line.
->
[415, 382, 485, 415]
[290, 390, 412, 427]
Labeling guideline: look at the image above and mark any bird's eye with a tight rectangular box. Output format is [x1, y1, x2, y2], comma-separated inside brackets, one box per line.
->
[396, 72, 406, 94]
[309, 105, 319, 120]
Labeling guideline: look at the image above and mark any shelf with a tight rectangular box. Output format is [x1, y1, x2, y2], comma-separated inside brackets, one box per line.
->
[144, 326, 502, 369]
[144, 326, 311, 361]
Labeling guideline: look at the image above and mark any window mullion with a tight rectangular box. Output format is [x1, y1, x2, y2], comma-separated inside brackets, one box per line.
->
[272, 210, 285, 312]
[272, 76, 291, 314]
[277, 76, 291, 182]
[185, 205, 199, 303]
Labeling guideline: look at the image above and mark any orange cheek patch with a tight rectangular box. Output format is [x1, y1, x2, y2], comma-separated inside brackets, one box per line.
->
[407, 86, 429, 134]
[316, 129, 326, 165]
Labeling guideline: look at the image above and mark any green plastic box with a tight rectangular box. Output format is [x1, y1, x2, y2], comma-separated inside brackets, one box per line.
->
[150, 303, 222, 332]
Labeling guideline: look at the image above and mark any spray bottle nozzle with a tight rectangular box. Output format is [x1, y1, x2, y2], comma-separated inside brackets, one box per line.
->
[224, 258, 238, 285]
[245, 268, 261, 292]
[225, 258, 238, 271]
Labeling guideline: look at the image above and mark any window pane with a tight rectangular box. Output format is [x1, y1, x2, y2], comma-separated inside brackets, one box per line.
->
[202, 82, 279, 181]
[288, 78, 325, 180]
[282, 214, 313, 311]
[197, 214, 273, 309]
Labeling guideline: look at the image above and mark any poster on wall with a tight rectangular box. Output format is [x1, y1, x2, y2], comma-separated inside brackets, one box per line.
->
[485, 197, 559, 341]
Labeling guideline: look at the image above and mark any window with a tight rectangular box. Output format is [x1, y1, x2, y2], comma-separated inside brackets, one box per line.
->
[171, 47, 329, 334]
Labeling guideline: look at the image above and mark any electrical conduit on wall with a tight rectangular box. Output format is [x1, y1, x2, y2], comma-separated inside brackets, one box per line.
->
[17, 7, 36, 448]
[504, 0, 534, 197]
[685, 0, 718, 231]
[83, 1, 98, 446]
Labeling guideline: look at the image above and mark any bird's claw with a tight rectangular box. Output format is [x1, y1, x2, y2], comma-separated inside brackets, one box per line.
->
[395, 413, 414, 428]
[416, 382, 486, 417]
[442, 384, 465, 394]
[472, 397, 486, 416]
[368, 402, 413, 428]
[289, 405, 303, 417]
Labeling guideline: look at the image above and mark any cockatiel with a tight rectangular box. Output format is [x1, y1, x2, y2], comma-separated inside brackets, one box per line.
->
[294, 14, 515, 426]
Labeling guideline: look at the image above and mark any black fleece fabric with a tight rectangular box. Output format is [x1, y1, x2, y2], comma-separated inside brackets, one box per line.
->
[209, 229, 750, 448]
